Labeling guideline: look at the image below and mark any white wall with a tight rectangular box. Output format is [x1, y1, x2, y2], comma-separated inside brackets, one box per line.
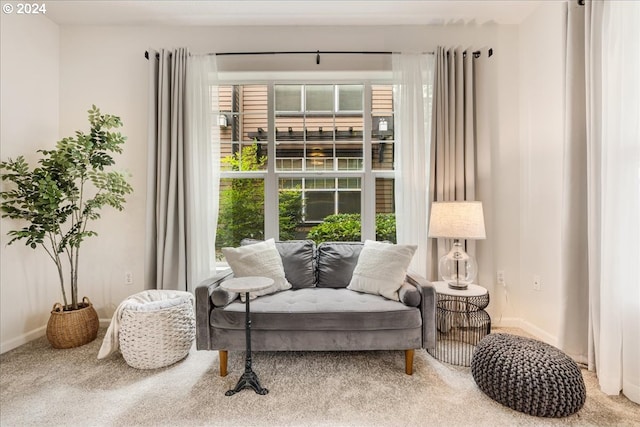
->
[1, 22, 524, 351]
[481, 24, 523, 325]
[0, 12, 60, 352]
[517, 1, 566, 344]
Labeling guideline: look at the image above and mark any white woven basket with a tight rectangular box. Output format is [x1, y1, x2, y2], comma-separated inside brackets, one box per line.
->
[119, 296, 195, 369]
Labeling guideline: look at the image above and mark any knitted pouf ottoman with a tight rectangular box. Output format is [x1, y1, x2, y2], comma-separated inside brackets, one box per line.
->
[471, 334, 586, 417]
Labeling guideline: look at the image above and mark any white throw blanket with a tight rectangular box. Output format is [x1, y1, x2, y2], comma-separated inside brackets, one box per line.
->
[97, 290, 194, 359]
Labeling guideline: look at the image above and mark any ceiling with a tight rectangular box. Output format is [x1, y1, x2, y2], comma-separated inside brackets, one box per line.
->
[44, 1, 543, 27]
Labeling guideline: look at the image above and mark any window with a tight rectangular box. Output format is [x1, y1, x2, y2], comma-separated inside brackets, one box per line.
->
[214, 81, 396, 256]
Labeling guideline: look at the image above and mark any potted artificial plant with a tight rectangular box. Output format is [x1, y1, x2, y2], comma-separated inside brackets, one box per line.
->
[0, 106, 133, 349]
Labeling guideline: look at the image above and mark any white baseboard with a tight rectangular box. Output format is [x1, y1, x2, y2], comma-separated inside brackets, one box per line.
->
[1, 318, 111, 354]
[0, 325, 46, 354]
[493, 317, 558, 346]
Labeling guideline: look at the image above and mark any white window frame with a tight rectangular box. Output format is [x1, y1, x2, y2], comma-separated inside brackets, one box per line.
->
[216, 74, 394, 243]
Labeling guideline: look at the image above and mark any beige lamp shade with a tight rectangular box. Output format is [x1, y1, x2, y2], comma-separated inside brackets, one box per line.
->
[428, 201, 486, 240]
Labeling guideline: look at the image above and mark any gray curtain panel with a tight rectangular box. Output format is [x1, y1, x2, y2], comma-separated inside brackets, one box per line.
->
[428, 47, 480, 280]
[558, 1, 590, 365]
[145, 48, 189, 291]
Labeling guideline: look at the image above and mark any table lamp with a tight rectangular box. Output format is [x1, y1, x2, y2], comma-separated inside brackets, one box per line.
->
[428, 201, 486, 290]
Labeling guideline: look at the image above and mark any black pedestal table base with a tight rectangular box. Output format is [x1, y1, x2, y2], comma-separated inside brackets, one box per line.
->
[225, 288, 269, 396]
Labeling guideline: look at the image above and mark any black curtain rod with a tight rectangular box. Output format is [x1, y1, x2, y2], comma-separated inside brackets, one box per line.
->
[144, 48, 493, 62]
[215, 50, 393, 56]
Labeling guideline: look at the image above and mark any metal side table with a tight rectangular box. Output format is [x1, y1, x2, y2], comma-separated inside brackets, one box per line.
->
[427, 281, 491, 366]
[220, 276, 274, 396]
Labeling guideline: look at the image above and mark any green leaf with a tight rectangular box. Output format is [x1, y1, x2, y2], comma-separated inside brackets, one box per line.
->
[0, 105, 133, 305]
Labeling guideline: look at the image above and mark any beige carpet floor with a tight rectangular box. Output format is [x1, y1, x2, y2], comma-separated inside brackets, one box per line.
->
[1, 327, 638, 426]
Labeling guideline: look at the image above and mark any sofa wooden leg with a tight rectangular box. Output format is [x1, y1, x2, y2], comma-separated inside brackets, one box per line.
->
[405, 349, 415, 375]
[219, 350, 228, 377]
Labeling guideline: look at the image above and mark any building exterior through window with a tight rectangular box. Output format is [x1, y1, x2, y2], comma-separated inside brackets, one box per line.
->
[214, 81, 396, 258]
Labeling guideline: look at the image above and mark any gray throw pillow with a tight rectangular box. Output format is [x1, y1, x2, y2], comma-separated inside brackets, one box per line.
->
[242, 239, 316, 288]
[317, 242, 363, 288]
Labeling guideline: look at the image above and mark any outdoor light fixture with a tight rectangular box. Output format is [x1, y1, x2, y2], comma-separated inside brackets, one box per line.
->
[428, 201, 486, 290]
[218, 114, 228, 127]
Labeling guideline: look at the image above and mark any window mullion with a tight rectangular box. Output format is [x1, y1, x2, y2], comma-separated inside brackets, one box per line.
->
[265, 83, 278, 240]
[362, 82, 375, 241]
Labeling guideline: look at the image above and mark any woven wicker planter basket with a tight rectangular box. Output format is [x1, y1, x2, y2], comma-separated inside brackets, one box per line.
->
[119, 296, 195, 369]
[46, 296, 99, 349]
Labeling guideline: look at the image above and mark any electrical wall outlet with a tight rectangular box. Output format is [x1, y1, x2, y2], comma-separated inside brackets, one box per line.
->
[533, 274, 541, 291]
[497, 270, 505, 286]
[125, 271, 134, 286]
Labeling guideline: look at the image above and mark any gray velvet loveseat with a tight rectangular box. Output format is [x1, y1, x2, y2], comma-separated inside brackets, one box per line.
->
[195, 240, 436, 375]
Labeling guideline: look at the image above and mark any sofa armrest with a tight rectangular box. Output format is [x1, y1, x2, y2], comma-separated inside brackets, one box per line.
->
[195, 268, 233, 350]
[406, 271, 436, 351]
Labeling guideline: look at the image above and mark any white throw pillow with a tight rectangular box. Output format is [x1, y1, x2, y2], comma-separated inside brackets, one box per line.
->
[347, 240, 417, 301]
[222, 239, 292, 300]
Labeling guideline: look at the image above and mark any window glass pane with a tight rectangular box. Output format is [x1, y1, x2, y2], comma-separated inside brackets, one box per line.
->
[279, 185, 304, 241]
[305, 116, 334, 141]
[216, 178, 264, 257]
[338, 191, 361, 214]
[338, 177, 361, 189]
[216, 82, 396, 247]
[371, 84, 395, 171]
[216, 85, 234, 113]
[335, 116, 363, 142]
[306, 158, 333, 171]
[336, 143, 363, 171]
[306, 178, 335, 190]
[243, 113, 268, 142]
[306, 192, 334, 222]
[275, 85, 302, 112]
[306, 85, 334, 112]
[372, 141, 394, 170]
[276, 157, 303, 171]
[222, 142, 267, 171]
[372, 84, 394, 113]
[276, 116, 304, 141]
[372, 115, 394, 140]
[242, 85, 268, 133]
[338, 85, 363, 111]
[376, 178, 396, 243]
[275, 116, 303, 171]
[279, 178, 303, 189]
[305, 144, 334, 171]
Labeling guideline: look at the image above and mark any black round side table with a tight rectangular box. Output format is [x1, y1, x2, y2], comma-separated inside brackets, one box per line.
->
[427, 281, 491, 366]
[220, 276, 273, 396]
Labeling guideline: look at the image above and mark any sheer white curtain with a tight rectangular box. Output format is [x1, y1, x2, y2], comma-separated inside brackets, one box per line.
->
[185, 54, 220, 290]
[392, 53, 435, 277]
[560, 0, 639, 404]
[596, 0, 639, 403]
[146, 49, 219, 292]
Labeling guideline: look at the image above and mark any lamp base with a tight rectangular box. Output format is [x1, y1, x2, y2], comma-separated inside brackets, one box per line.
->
[438, 241, 477, 291]
[447, 281, 469, 290]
